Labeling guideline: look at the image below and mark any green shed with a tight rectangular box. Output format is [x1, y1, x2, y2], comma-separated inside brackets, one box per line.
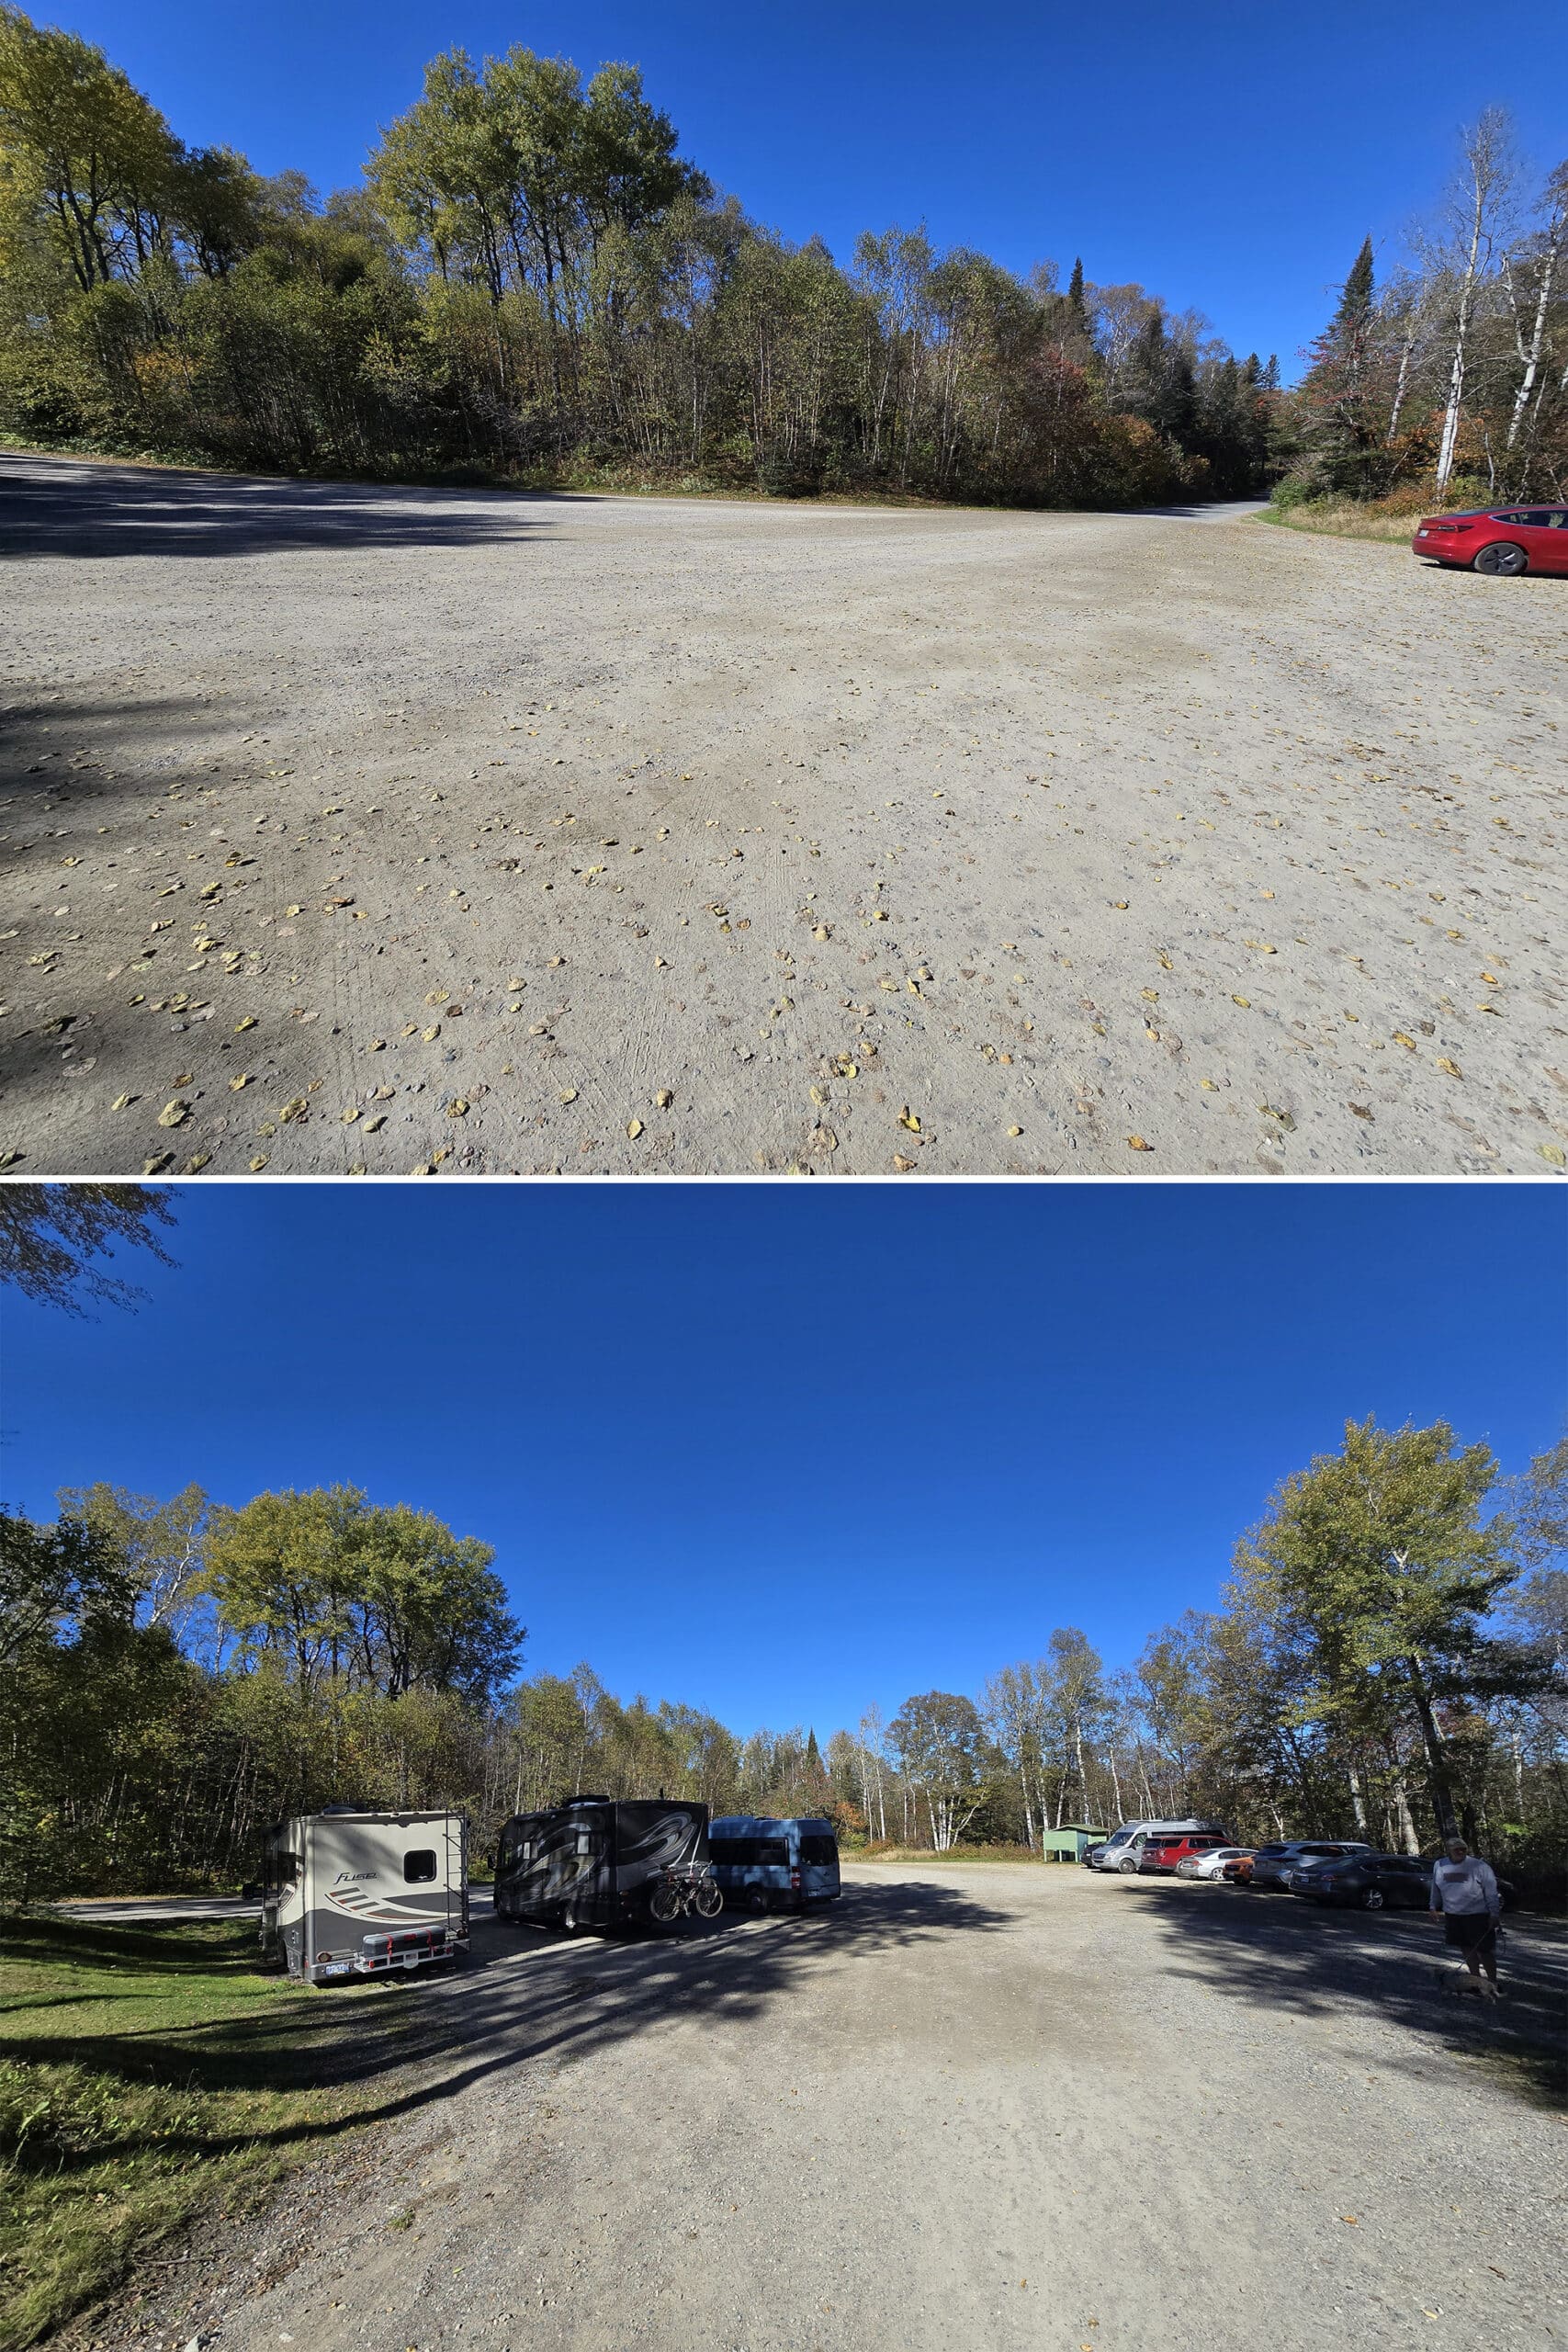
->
[1039, 1821, 1105, 1862]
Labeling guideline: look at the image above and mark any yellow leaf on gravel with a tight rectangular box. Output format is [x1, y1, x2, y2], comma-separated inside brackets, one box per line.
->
[285, 903, 301, 917]
[235, 1015, 257, 1032]
[363, 1114, 385, 1134]
[229, 1074, 250, 1091]
[1008, 1125, 1022, 1137]
[446, 1100, 468, 1118]
[423, 1024, 440, 1041]
[1232, 995, 1250, 1009]
[157, 1100, 190, 1127]
[142, 1153, 173, 1174]
[626, 1118, 644, 1138]
[1436, 1058, 1462, 1078]
[1111, 900, 1129, 910]
[342, 1107, 361, 1124]
[1393, 1032, 1416, 1050]
[656, 1090, 673, 1109]
[1540, 1143, 1566, 1168]
[111, 1093, 133, 1111]
[898, 1107, 921, 1132]
[892, 1153, 916, 1172]
[1127, 1135, 1152, 1151]
[249, 1154, 269, 1171]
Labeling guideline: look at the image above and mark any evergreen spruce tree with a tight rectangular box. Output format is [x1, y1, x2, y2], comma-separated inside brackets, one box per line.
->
[1335, 234, 1375, 329]
[1292, 239, 1390, 499]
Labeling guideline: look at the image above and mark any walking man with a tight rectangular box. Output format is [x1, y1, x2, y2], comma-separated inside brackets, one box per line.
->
[1429, 1837, 1503, 1999]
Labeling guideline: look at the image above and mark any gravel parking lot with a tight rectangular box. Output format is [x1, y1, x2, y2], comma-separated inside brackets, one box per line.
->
[92, 1862, 1564, 2352]
[2, 455, 1564, 1178]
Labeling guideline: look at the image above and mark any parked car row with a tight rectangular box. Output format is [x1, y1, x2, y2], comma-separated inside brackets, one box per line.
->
[1086, 1826, 1516, 1914]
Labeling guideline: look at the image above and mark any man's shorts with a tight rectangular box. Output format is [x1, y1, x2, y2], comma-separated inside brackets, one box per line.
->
[1443, 1911, 1497, 1961]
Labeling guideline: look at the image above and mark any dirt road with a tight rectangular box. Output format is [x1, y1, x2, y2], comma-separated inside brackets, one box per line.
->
[2, 455, 1563, 1178]
[98, 1863, 1563, 2352]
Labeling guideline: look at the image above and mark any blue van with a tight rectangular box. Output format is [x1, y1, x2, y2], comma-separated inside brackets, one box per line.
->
[707, 1815, 841, 1911]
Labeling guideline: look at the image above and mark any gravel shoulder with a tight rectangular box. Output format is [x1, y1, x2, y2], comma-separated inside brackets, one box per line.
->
[2, 455, 1563, 1178]
[85, 1863, 1566, 2352]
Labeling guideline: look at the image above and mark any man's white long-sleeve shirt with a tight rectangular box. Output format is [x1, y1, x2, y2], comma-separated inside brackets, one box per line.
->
[1430, 1855, 1500, 1916]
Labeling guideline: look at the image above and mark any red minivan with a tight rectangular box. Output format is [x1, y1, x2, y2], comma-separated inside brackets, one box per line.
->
[1136, 1831, 1231, 1875]
[1413, 505, 1568, 575]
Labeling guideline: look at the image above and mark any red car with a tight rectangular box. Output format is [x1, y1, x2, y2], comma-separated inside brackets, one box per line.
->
[1413, 503, 1568, 575]
[1136, 1831, 1232, 1875]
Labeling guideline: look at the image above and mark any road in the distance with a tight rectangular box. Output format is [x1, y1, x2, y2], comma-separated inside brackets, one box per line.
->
[105, 1862, 1563, 2352]
[2, 456, 1562, 1178]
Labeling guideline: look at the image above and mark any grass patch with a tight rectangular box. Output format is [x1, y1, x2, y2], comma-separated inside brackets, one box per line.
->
[1261, 478, 1496, 546]
[0, 1914, 405, 2351]
[849, 1842, 1057, 1866]
[1263, 498, 1418, 544]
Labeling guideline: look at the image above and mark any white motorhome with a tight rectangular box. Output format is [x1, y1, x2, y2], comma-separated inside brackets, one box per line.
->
[259, 1805, 468, 1984]
[1086, 1817, 1228, 1873]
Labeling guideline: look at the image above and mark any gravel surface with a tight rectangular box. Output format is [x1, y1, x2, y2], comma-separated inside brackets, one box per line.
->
[2, 455, 1563, 1178]
[84, 1863, 1565, 2352]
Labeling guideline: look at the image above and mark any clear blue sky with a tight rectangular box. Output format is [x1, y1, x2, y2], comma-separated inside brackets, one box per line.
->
[5, 1183, 1562, 1739]
[38, 0, 1568, 376]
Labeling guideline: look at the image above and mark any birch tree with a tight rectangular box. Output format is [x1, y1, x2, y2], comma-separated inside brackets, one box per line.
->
[1432, 108, 1517, 495]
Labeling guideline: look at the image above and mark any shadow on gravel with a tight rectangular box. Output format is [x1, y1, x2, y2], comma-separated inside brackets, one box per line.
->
[0, 457, 558, 560]
[4, 1881, 1009, 2165]
[1135, 1881, 1566, 2103]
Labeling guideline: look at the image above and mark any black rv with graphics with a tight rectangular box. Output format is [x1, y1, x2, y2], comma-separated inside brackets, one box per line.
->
[493, 1796, 709, 1932]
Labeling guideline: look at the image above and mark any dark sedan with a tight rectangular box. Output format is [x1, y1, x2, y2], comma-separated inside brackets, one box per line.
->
[1303, 1851, 1517, 1912]
[1247, 1839, 1372, 1892]
[1292, 1851, 1432, 1909]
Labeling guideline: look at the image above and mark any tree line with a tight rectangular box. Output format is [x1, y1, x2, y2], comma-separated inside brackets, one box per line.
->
[1287, 112, 1566, 506]
[2, 1419, 1562, 1907]
[0, 9, 1279, 503]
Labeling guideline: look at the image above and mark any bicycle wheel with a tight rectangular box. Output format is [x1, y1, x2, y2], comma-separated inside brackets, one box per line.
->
[694, 1878, 723, 1919]
[649, 1878, 682, 1925]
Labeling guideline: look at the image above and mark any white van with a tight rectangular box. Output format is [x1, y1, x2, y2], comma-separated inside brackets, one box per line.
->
[259, 1805, 468, 1983]
[1087, 1818, 1227, 1874]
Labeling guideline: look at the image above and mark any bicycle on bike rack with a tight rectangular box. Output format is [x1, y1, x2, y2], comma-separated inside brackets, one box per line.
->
[648, 1862, 723, 1926]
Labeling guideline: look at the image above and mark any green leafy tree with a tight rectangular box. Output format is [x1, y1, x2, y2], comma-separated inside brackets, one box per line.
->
[54, 1481, 221, 1645]
[889, 1690, 993, 1849]
[0, 1183, 175, 1313]
[206, 1487, 521, 1703]
[0, 1509, 132, 1671]
[1234, 1418, 1517, 1840]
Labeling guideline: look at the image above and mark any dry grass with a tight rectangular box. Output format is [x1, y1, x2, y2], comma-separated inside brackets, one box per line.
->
[1266, 500, 1420, 543]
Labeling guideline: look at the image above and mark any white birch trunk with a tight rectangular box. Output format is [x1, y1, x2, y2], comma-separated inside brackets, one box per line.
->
[1505, 237, 1560, 452]
[1435, 114, 1509, 495]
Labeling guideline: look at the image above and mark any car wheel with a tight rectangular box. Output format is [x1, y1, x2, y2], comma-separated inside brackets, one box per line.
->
[1474, 541, 1528, 575]
[1118, 1858, 1139, 1875]
[1360, 1887, 1385, 1911]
